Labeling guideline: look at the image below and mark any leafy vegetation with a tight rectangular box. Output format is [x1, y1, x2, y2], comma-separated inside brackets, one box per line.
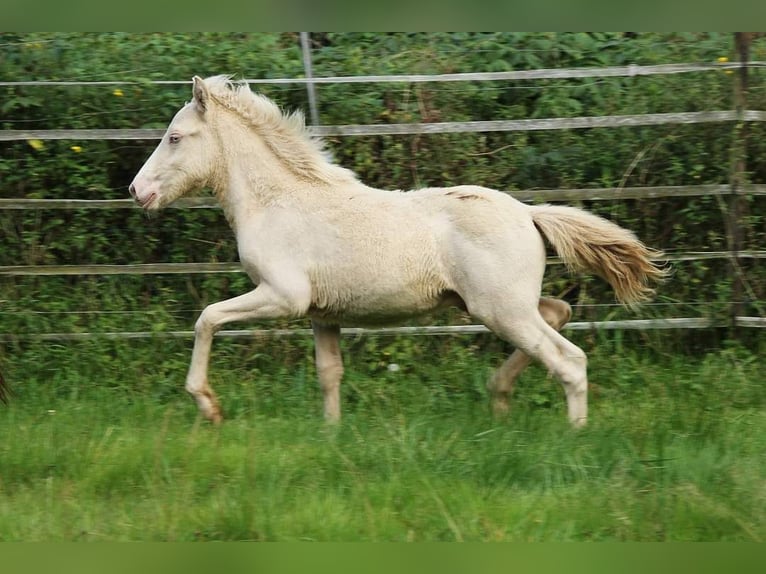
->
[0, 34, 764, 541]
[1, 33, 764, 340]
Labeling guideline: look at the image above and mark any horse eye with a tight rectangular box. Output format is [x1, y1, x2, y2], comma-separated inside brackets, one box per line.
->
[169, 134, 181, 144]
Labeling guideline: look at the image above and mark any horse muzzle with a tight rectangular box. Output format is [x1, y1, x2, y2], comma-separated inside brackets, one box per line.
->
[128, 182, 158, 209]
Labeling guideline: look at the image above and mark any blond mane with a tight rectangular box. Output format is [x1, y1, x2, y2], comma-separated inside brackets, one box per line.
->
[203, 75, 357, 185]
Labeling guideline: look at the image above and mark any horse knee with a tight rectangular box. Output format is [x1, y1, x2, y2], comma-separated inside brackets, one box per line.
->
[317, 361, 343, 422]
[185, 372, 209, 395]
[317, 362, 344, 390]
[194, 307, 217, 336]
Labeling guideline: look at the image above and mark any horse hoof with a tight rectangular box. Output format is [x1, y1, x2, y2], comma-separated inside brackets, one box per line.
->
[490, 398, 510, 419]
[570, 417, 587, 429]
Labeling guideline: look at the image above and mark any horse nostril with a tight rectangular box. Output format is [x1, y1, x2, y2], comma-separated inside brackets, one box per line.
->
[128, 183, 136, 198]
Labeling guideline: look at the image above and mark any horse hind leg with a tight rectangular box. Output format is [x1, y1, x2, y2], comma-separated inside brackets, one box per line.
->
[312, 321, 344, 423]
[488, 297, 572, 417]
[482, 304, 587, 428]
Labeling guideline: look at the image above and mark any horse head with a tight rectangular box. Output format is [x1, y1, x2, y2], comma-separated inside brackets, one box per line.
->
[129, 76, 222, 210]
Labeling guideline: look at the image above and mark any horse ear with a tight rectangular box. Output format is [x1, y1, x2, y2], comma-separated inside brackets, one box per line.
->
[192, 76, 209, 112]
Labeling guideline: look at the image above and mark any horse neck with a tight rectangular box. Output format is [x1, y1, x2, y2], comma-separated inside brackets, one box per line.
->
[210, 124, 304, 223]
[209, 117, 357, 227]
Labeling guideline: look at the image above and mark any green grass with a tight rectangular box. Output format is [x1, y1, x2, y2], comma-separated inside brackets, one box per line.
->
[0, 341, 764, 541]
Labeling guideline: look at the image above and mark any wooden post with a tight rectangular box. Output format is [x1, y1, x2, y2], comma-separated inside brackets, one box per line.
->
[726, 32, 751, 335]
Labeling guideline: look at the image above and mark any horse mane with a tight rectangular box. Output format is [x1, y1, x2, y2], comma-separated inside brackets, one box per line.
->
[202, 75, 357, 186]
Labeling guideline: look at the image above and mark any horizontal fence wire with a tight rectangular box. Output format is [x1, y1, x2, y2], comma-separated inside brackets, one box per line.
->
[1, 61, 764, 88]
[3, 185, 766, 210]
[5, 111, 766, 141]
[1, 251, 764, 277]
[1, 317, 764, 342]
[0, 300, 725, 317]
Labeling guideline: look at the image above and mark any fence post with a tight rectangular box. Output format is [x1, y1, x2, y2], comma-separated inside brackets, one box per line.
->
[726, 32, 751, 336]
[300, 32, 320, 126]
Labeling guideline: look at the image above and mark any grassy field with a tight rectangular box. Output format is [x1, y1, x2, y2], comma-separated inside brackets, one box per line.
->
[0, 338, 763, 541]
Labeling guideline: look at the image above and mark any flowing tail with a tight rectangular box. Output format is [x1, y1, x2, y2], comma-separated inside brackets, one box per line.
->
[529, 204, 668, 306]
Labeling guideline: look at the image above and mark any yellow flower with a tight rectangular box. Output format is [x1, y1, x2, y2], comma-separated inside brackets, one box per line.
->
[112, 88, 124, 97]
[27, 139, 44, 151]
[717, 56, 729, 63]
[70, 145, 82, 153]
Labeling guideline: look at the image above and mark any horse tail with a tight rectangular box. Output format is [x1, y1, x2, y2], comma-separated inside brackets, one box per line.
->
[528, 204, 668, 306]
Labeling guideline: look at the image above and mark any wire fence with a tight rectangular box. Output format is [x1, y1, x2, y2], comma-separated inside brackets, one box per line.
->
[1, 60, 763, 87]
[1, 34, 765, 340]
[2, 317, 761, 344]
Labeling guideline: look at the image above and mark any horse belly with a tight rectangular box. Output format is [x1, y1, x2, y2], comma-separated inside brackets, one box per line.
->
[308, 266, 451, 325]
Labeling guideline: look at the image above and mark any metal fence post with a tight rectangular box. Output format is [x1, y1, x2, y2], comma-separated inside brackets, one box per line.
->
[727, 32, 752, 336]
[300, 32, 320, 126]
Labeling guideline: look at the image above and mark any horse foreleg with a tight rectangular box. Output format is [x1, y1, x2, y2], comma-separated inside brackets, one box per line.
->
[186, 323, 223, 424]
[186, 283, 309, 424]
[312, 321, 344, 423]
[488, 297, 572, 417]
